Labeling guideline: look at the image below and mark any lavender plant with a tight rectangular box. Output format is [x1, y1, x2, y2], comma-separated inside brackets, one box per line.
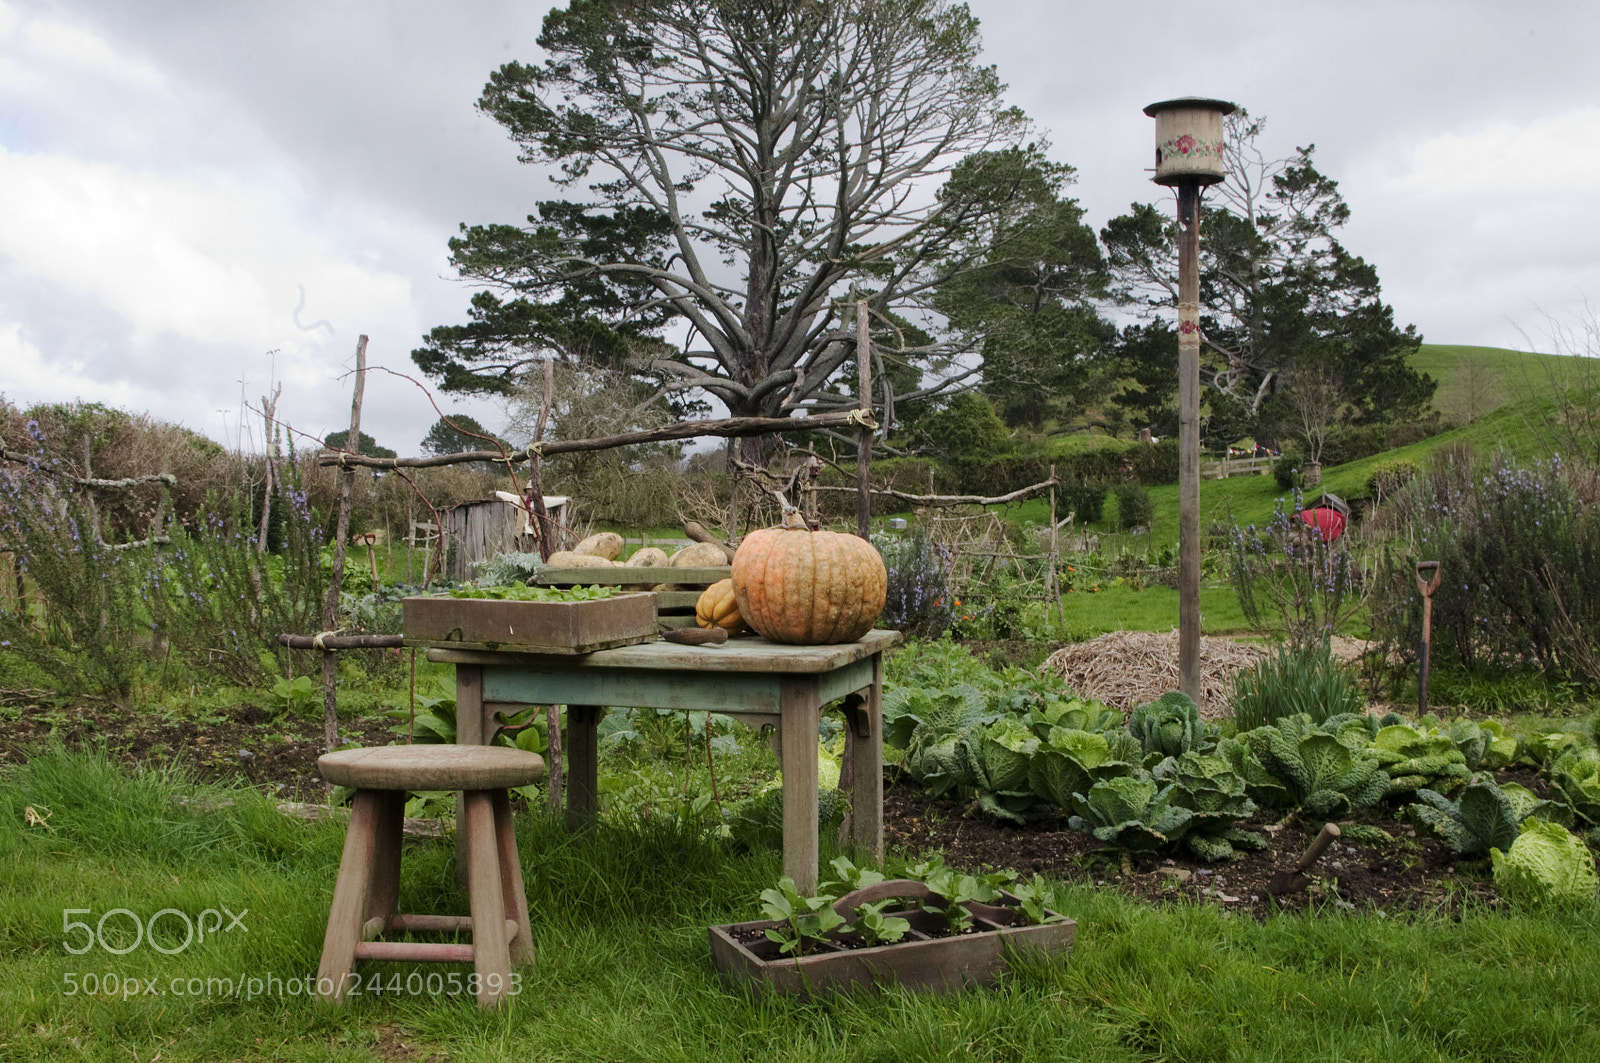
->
[872, 527, 954, 638]
[0, 427, 150, 698]
[1227, 496, 1369, 651]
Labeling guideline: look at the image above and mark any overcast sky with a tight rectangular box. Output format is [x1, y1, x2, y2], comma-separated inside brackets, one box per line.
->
[2, 0, 1596, 456]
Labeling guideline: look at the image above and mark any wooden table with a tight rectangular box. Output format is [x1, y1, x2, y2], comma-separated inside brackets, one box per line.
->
[426, 629, 901, 894]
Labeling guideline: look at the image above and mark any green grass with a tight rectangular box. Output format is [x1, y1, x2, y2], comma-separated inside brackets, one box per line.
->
[5, 749, 1600, 1061]
[1048, 579, 1252, 640]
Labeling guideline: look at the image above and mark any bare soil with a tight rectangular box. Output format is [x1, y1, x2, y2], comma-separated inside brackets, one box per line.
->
[0, 694, 1519, 919]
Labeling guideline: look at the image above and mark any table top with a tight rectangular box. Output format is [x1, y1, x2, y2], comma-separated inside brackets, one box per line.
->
[425, 628, 900, 675]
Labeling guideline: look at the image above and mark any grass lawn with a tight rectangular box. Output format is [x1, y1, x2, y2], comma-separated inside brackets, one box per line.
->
[5, 750, 1599, 1062]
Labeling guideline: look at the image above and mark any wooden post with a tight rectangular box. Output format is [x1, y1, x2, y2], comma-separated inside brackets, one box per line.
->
[1176, 183, 1203, 702]
[856, 299, 872, 540]
[257, 383, 281, 553]
[1048, 465, 1061, 624]
[525, 356, 556, 560]
[321, 335, 367, 751]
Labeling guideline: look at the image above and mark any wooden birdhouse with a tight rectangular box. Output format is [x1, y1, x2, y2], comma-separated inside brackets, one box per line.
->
[1142, 97, 1237, 186]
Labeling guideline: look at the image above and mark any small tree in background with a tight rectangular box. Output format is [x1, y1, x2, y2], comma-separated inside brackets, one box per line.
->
[322, 429, 395, 459]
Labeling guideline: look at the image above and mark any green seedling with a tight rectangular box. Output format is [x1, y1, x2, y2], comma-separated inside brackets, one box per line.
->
[759, 877, 844, 956]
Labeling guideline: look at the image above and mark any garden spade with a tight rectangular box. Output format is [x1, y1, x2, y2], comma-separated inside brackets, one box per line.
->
[1267, 822, 1341, 895]
[1415, 561, 1442, 715]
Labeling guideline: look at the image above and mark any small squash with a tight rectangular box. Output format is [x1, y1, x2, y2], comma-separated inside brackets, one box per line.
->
[695, 578, 746, 635]
[730, 510, 887, 645]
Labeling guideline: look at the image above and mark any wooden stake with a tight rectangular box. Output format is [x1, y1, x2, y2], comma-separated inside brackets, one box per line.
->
[856, 299, 872, 540]
[257, 383, 281, 553]
[322, 335, 367, 751]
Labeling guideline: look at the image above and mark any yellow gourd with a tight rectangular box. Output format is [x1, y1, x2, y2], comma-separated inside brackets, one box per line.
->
[695, 578, 746, 634]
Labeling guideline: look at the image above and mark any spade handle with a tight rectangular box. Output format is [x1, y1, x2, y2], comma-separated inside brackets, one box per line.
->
[1297, 822, 1342, 873]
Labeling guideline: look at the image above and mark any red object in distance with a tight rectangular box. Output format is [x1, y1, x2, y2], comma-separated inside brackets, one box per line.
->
[1298, 507, 1347, 542]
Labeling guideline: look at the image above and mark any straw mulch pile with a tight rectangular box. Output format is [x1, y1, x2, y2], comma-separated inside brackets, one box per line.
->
[1040, 632, 1379, 719]
[1040, 632, 1265, 718]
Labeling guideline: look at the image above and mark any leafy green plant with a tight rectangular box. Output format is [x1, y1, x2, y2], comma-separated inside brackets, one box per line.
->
[845, 900, 911, 946]
[1152, 750, 1267, 862]
[1006, 874, 1069, 926]
[1231, 642, 1365, 730]
[1251, 717, 1389, 817]
[913, 860, 1008, 936]
[1445, 717, 1519, 772]
[1068, 776, 1194, 854]
[1369, 722, 1470, 797]
[758, 877, 845, 956]
[270, 675, 317, 717]
[1028, 728, 1137, 812]
[1491, 819, 1600, 910]
[1412, 777, 1570, 857]
[1549, 748, 1600, 825]
[1128, 691, 1215, 760]
[473, 550, 546, 586]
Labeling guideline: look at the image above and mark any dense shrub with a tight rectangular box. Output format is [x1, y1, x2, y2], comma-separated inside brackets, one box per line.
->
[1113, 482, 1154, 531]
[1129, 439, 1180, 485]
[1364, 458, 1419, 501]
[1368, 454, 1600, 685]
[1273, 452, 1306, 491]
[1056, 480, 1108, 525]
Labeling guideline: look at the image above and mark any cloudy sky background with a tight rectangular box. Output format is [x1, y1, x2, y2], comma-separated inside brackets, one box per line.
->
[2, 0, 1596, 455]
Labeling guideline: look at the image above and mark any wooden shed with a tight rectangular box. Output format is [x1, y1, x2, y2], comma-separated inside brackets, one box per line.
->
[439, 494, 570, 582]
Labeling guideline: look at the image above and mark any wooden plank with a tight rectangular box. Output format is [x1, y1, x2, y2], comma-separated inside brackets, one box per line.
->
[816, 658, 875, 708]
[484, 668, 783, 715]
[428, 629, 900, 676]
[532, 566, 729, 586]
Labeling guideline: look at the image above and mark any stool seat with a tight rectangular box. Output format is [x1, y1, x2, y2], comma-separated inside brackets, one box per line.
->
[318, 744, 545, 791]
[314, 744, 541, 1008]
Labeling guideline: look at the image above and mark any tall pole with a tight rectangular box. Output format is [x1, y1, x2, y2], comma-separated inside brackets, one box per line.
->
[1176, 183, 1202, 701]
[856, 299, 873, 539]
[322, 334, 367, 751]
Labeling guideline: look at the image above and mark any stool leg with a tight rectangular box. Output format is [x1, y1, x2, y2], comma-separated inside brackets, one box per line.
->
[317, 789, 382, 1004]
[492, 789, 534, 969]
[367, 790, 405, 931]
[463, 790, 511, 1008]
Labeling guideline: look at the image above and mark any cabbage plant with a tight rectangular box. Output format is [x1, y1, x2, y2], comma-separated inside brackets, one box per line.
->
[1491, 820, 1600, 910]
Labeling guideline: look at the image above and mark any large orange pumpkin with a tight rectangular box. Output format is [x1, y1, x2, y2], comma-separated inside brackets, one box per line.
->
[731, 512, 887, 644]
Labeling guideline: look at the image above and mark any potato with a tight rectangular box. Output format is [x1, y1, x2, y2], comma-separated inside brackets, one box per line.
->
[544, 550, 620, 568]
[626, 547, 671, 568]
[670, 541, 729, 568]
[572, 532, 624, 560]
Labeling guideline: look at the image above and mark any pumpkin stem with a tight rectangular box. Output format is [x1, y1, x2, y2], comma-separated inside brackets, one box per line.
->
[768, 488, 806, 529]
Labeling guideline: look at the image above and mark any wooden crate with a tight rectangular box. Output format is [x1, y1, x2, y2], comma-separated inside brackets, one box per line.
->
[401, 592, 657, 654]
[531, 566, 730, 629]
[708, 892, 1075, 996]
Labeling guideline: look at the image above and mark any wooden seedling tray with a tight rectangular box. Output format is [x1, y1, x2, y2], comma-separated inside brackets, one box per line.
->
[401, 592, 657, 654]
[707, 883, 1075, 996]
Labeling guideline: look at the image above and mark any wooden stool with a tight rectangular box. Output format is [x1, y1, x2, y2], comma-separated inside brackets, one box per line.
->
[314, 745, 545, 1008]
